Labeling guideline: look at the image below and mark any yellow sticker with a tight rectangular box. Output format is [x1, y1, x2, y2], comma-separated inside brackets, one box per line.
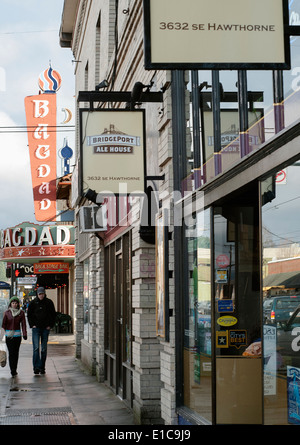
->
[216, 331, 228, 348]
[217, 316, 237, 327]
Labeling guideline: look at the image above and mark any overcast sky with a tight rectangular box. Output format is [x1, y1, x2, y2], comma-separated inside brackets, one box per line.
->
[0, 0, 75, 230]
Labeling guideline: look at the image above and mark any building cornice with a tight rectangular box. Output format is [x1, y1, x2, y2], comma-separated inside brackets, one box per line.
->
[59, 0, 81, 48]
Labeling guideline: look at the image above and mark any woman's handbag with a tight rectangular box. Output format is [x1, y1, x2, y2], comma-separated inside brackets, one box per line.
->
[0, 342, 7, 367]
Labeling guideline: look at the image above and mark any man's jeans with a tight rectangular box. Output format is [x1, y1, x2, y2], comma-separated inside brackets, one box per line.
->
[32, 328, 50, 371]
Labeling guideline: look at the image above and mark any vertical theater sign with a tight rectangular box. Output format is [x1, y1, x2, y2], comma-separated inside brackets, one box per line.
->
[24, 66, 62, 222]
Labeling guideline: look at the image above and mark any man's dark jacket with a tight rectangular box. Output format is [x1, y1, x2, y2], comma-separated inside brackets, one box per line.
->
[27, 297, 56, 329]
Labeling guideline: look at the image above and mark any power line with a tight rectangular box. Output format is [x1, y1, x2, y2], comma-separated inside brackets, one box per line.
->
[0, 125, 74, 129]
[0, 130, 75, 134]
[0, 30, 58, 35]
[263, 195, 300, 212]
[0, 125, 75, 134]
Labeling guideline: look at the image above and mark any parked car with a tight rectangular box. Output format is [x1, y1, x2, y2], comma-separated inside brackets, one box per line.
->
[0, 298, 8, 325]
[276, 305, 300, 368]
[264, 295, 300, 325]
[263, 297, 274, 323]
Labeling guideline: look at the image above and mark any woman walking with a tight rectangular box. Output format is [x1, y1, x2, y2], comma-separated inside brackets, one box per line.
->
[2, 297, 27, 377]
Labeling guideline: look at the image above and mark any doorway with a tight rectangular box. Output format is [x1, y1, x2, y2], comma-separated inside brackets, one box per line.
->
[104, 232, 132, 406]
[213, 181, 262, 424]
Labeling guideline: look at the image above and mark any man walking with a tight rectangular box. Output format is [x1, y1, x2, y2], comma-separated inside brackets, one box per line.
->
[27, 287, 56, 375]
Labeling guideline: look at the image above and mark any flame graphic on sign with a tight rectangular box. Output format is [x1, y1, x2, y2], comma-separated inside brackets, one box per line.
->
[38, 66, 62, 93]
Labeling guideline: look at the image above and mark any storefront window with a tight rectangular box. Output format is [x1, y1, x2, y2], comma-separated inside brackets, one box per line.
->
[246, 71, 274, 143]
[218, 71, 240, 172]
[184, 208, 212, 422]
[282, 1, 300, 128]
[186, 4, 300, 194]
[214, 198, 261, 361]
[214, 209, 236, 331]
[290, 0, 300, 26]
[262, 160, 300, 425]
[189, 69, 273, 190]
[188, 71, 213, 189]
[197, 71, 213, 185]
[283, 36, 300, 127]
[214, 183, 262, 424]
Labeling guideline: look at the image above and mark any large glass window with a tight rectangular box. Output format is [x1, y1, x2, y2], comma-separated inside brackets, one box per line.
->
[246, 71, 274, 143]
[189, 69, 273, 190]
[218, 71, 240, 172]
[214, 194, 261, 361]
[184, 208, 212, 422]
[283, 36, 300, 128]
[262, 160, 300, 425]
[214, 183, 262, 424]
[281, 0, 300, 129]
[186, 2, 300, 193]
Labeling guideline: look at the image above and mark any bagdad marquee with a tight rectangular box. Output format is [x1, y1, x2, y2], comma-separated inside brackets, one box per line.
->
[0, 222, 75, 263]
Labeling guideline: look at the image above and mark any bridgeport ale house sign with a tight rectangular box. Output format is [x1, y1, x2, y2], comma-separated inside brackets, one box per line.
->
[79, 109, 146, 197]
[0, 223, 75, 262]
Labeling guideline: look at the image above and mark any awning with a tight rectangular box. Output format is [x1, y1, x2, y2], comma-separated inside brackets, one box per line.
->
[0, 281, 10, 289]
[263, 271, 300, 288]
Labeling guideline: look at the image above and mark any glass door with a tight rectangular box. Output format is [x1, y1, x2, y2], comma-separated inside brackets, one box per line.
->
[104, 232, 132, 406]
[116, 253, 123, 397]
[213, 182, 262, 424]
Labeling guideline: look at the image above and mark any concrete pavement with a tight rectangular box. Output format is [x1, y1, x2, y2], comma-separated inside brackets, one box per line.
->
[0, 331, 135, 426]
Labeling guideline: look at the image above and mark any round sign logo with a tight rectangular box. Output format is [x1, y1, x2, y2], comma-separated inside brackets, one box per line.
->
[216, 254, 230, 268]
[217, 316, 238, 327]
[276, 170, 286, 183]
[38, 66, 62, 93]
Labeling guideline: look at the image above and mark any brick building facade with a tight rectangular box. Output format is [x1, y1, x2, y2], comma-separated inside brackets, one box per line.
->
[60, 0, 300, 426]
[60, 0, 176, 424]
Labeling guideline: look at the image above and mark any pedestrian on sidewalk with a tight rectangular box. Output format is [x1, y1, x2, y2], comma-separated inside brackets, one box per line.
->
[1, 297, 27, 377]
[27, 287, 56, 375]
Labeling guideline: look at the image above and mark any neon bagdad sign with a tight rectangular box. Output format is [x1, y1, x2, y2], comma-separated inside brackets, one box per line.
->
[24, 66, 62, 222]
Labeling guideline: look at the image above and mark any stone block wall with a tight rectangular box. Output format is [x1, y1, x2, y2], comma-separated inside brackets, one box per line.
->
[70, 0, 177, 425]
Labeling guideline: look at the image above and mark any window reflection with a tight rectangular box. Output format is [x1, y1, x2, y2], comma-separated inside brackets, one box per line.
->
[186, 1, 300, 192]
[189, 70, 275, 190]
[184, 209, 212, 422]
[214, 190, 260, 361]
[283, 37, 300, 128]
[290, 0, 300, 26]
[214, 184, 261, 424]
[247, 71, 274, 143]
[262, 160, 300, 425]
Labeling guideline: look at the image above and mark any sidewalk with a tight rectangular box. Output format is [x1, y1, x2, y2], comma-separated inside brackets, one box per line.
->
[0, 332, 135, 426]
